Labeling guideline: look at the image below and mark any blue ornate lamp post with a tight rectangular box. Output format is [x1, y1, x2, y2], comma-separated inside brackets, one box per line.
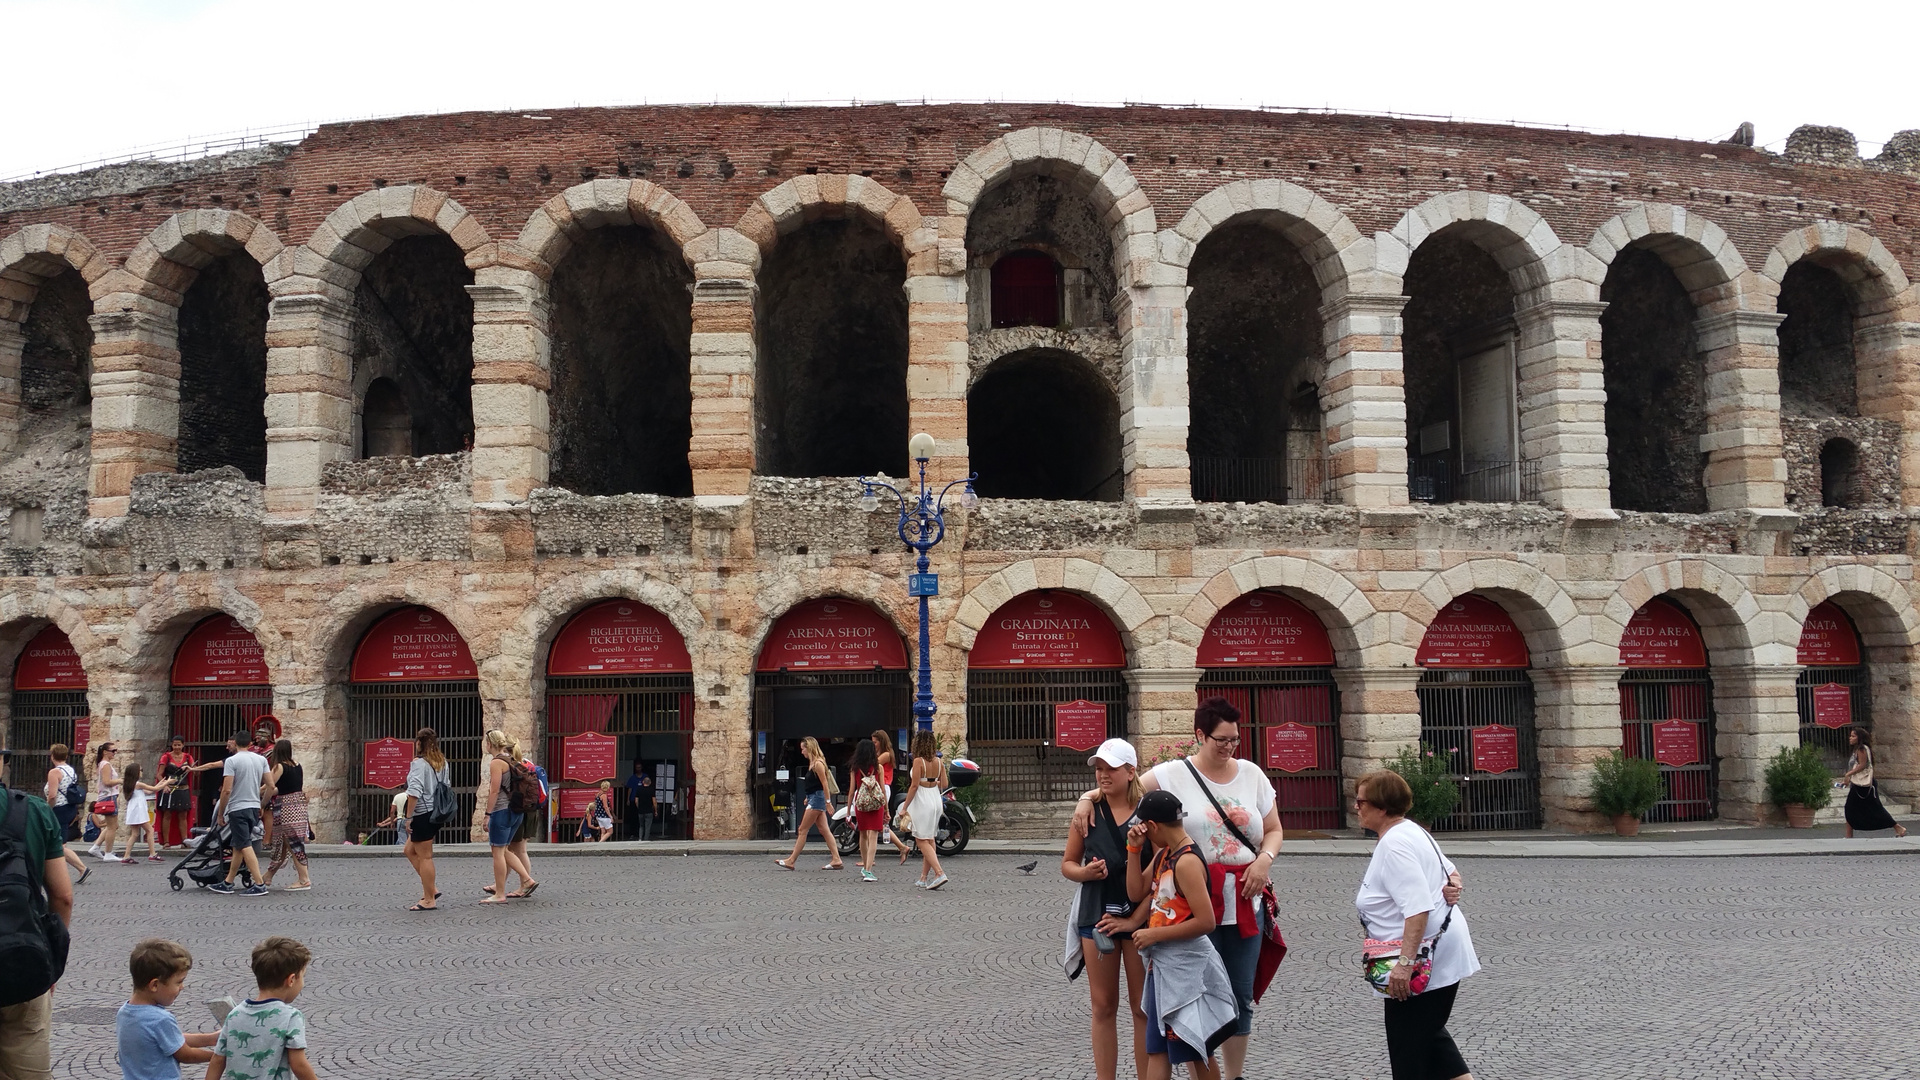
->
[859, 432, 978, 732]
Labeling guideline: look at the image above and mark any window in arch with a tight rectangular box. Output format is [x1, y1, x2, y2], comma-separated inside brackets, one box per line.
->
[1820, 438, 1860, 508]
[989, 251, 1063, 329]
[362, 378, 413, 458]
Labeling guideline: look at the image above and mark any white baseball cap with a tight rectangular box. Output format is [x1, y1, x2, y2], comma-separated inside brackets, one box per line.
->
[1087, 738, 1138, 769]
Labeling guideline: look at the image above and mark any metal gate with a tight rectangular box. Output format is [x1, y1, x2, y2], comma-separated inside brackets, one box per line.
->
[751, 670, 911, 838]
[547, 674, 695, 842]
[1199, 668, 1342, 830]
[1417, 668, 1542, 831]
[170, 686, 273, 828]
[1619, 669, 1718, 822]
[1797, 665, 1870, 773]
[7, 689, 86, 798]
[966, 668, 1128, 804]
[346, 680, 481, 844]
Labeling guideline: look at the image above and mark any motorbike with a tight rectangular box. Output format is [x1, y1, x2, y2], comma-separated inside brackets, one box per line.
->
[832, 757, 980, 858]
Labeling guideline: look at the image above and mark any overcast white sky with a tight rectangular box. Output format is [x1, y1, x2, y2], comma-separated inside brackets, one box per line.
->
[4, 0, 1917, 180]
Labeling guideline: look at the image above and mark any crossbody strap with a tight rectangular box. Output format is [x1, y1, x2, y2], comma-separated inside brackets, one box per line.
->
[1415, 825, 1456, 941]
[1182, 759, 1260, 853]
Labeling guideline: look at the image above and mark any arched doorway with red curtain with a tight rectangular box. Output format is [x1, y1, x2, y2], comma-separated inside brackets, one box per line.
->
[10, 626, 89, 813]
[750, 598, 910, 839]
[966, 590, 1129, 806]
[1416, 594, 1542, 831]
[1197, 591, 1343, 831]
[346, 607, 480, 844]
[1796, 600, 1869, 773]
[1618, 598, 1719, 822]
[170, 615, 273, 831]
[545, 600, 695, 842]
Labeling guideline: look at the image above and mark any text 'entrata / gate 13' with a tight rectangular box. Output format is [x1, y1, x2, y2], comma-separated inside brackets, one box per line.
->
[1415, 594, 1542, 831]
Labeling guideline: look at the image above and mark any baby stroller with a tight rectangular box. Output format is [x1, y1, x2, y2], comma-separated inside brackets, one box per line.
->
[167, 825, 255, 892]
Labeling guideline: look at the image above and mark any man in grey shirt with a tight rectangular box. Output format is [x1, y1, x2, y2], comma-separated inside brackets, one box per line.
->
[208, 732, 271, 896]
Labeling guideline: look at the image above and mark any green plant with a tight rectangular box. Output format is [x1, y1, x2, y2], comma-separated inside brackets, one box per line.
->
[1588, 750, 1663, 819]
[938, 737, 992, 820]
[1764, 744, 1835, 810]
[1385, 744, 1461, 828]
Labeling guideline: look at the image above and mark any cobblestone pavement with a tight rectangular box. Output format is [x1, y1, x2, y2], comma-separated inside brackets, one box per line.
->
[45, 850, 1920, 1079]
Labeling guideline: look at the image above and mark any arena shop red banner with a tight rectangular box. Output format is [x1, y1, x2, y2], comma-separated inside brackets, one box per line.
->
[362, 737, 412, 789]
[14, 626, 85, 689]
[171, 615, 270, 686]
[1471, 724, 1520, 774]
[1652, 719, 1702, 767]
[755, 598, 908, 672]
[1797, 601, 1862, 667]
[1265, 722, 1318, 773]
[351, 607, 478, 682]
[1812, 683, 1853, 728]
[547, 600, 692, 675]
[1619, 599, 1707, 668]
[1197, 592, 1335, 668]
[968, 591, 1126, 669]
[564, 731, 619, 783]
[1416, 595, 1530, 669]
[1053, 700, 1108, 752]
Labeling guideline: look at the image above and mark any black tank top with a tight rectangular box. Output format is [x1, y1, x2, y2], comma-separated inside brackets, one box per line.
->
[276, 763, 304, 795]
[1087, 798, 1145, 912]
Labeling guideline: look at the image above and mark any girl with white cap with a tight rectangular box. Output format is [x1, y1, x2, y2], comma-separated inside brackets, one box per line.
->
[1062, 737, 1150, 1080]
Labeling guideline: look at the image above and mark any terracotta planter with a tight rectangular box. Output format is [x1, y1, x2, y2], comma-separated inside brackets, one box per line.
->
[1612, 814, 1641, 837]
[1783, 803, 1815, 829]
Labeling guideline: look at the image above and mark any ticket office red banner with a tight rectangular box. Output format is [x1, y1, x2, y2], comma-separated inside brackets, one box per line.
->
[756, 598, 908, 672]
[1619, 599, 1706, 668]
[171, 616, 270, 686]
[1197, 592, 1335, 667]
[362, 737, 413, 789]
[564, 731, 619, 783]
[968, 591, 1127, 669]
[558, 787, 604, 819]
[1265, 722, 1318, 773]
[1652, 719, 1701, 767]
[1471, 724, 1520, 774]
[548, 600, 692, 675]
[1812, 683, 1853, 729]
[1798, 601, 1862, 666]
[15, 626, 85, 689]
[1417, 596, 1530, 669]
[351, 607, 478, 682]
[1053, 700, 1108, 752]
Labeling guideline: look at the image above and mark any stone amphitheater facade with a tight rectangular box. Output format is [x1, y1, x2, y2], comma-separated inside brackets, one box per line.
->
[1, 104, 1917, 840]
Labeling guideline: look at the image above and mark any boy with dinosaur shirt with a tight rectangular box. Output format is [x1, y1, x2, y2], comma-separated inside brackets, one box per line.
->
[206, 937, 316, 1080]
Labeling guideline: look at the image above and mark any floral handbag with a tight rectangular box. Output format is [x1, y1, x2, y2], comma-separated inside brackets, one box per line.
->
[1360, 827, 1455, 995]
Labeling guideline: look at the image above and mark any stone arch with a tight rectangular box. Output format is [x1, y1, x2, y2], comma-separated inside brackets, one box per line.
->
[746, 569, 916, 668]
[299, 186, 493, 297]
[735, 174, 931, 272]
[1602, 561, 1765, 665]
[947, 558, 1159, 664]
[1762, 221, 1915, 322]
[121, 582, 291, 684]
[943, 128, 1155, 288]
[514, 179, 710, 276]
[506, 569, 708, 685]
[121, 210, 284, 307]
[0, 224, 112, 320]
[1585, 205, 1759, 312]
[1164, 178, 1384, 299]
[1381, 192, 1585, 304]
[0, 587, 109, 680]
[1407, 559, 1585, 668]
[1789, 565, 1920, 655]
[308, 582, 489, 690]
[1174, 556, 1380, 668]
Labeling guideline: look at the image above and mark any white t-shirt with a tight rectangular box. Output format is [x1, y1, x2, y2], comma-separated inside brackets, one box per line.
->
[1355, 820, 1479, 995]
[1148, 758, 1276, 867]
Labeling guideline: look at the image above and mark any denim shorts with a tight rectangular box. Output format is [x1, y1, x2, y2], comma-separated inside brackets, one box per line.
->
[487, 808, 524, 847]
[804, 790, 827, 813]
[1142, 968, 1205, 1065]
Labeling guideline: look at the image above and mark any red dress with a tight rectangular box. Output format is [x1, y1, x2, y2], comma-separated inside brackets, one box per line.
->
[852, 767, 887, 832]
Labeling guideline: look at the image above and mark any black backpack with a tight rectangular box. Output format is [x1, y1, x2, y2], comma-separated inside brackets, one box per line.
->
[0, 792, 70, 1007]
[60, 766, 83, 810]
[426, 766, 459, 830]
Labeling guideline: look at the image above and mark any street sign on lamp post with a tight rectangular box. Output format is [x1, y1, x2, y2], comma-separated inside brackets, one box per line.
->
[858, 432, 977, 732]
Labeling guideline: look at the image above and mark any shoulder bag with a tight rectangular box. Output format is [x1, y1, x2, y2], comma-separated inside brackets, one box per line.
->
[1360, 825, 1455, 995]
[1181, 759, 1276, 928]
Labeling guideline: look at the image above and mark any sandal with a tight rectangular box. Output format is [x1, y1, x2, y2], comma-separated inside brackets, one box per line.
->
[408, 902, 437, 911]
[479, 897, 509, 905]
[519, 881, 539, 898]
[773, 858, 796, 870]
[824, 862, 845, 871]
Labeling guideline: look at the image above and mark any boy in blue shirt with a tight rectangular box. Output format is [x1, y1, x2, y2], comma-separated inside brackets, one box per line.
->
[207, 936, 316, 1080]
[116, 940, 219, 1080]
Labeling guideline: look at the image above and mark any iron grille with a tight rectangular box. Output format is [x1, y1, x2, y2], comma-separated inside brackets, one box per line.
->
[1619, 669, 1719, 822]
[1408, 456, 1542, 504]
[546, 674, 694, 842]
[346, 680, 482, 844]
[6, 689, 86, 799]
[1190, 456, 1331, 504]
[1796, 665, 1870, 773]
[750, 669, 912, 838]
[1417, 668, 1543, 831]
[1199, 668, 1343, 830]
[170, 686, 273, 829]
[966, 668, 1128, 804]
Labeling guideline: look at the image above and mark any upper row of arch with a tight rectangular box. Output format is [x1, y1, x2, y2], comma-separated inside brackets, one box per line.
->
[2, 126, 1913, 323]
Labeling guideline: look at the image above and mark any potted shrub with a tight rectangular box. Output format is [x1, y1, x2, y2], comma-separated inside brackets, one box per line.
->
[1588, 750, 1663, 836]
[1764, 744, 1834, 828]
[1385, 744, 1461, 829]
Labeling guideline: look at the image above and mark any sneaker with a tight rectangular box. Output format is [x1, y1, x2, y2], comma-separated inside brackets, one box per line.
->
[75, 868, 91, 886]
[239, 884, 269, 897]
[915, 879, 927, 889]
[205, 881, 234, 895]
[147, 855, 163, 862]
[860, 868, 876, 882]
[100, 852, 122, 862]
[85, 845, 102, 858]
[925, 874, 949, 891]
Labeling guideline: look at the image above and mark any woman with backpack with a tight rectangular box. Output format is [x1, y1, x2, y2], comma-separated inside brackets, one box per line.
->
[262, 739, 312, 891]
[403, 727, 452, 911]
[848, 739, 889, 881]
[480, 729, 538, 904]
[483, 737, 545, 900]
[42, 743, 89, 884]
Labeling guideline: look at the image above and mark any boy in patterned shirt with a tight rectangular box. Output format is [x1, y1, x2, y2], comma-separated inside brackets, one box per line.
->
[206, 937, 316, 1080]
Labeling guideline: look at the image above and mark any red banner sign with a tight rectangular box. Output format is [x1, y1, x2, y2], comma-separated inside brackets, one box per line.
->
[1619, 599, 1706, 668]
[351, 607, 478, 682]
[1798, 601, 1862, 667]
[564, 731, 619, 783]
[1471, 724, 1520, 774]
[1198, 592, 1335, 668]
[171, 615, 269, 686]
[1652, 719, 1701, 766]
[559, 787, 604, 819]
[1812, 683, 1853, 729]
[15, 626, 85, 689]
[756, 598, 908, 672]
[72, 715, 90, 752]
[548, 600, 692, 675]
[1265, 722, 1318, 773]
[969, 591, 1127, 669]
[1053, 700, 1108, 752]
[362, 737, 413, 789]
[1417, 595, 1530, 669]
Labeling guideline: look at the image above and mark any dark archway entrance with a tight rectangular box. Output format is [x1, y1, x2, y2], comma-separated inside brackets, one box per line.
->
[352, 235, 474, 459]
[177, 251, 269, 479]
[346, 607, 480, 843]
[968, 349, 1120, 501]
[1618, 598, 1718, 821]
[169, 615, 272, 830]
[21, 268, 92, 418]
[1416, 594, 1542, 830]
[1600, 247, 1708, 512]
[1796, 600, 1869, 773]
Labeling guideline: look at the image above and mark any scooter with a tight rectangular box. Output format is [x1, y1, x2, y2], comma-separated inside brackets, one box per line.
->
[832, 757, 980, 857]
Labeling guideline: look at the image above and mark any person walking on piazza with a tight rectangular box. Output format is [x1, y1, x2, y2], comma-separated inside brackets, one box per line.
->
[0, 747, 75, 1080]
[1841, 726, 1907, 838]
[207, 734, 271, 896]
[42, 742, 91, 884]
[847, 738, 890, 881]
[403, 727, 452, 911]
[904, 730, 949, 890]
[481, 729, 540, 903]
[115, 762, 169, 863]
[775, 736, 845, 871]
[261, 739, 313, 891]
[87, 741, 123, 861]
[872, 728, 909, 861]
[1062, 737, 1150, 1080]
[1353, 769, 1481, 1080]
[485, 736, 544, 899]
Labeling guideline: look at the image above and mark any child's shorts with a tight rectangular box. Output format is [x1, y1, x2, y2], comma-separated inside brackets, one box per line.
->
[1142, 966, 1206, 1065]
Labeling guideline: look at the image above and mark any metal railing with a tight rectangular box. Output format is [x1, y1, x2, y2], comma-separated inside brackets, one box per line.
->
[347, 680, 483, 845]
[1417, 668, 1543, 831]
[171, 687, 274, 830]
[1191, 456, 1331, 504]
[1408, 456, 1541, 504]
[6, 690, 87, 803]
[1797, 666, 1870, 773]
[966, 668, 1129, 804]
[1619, 670, 1719, 823]
[1199, 668, 1344, 831]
